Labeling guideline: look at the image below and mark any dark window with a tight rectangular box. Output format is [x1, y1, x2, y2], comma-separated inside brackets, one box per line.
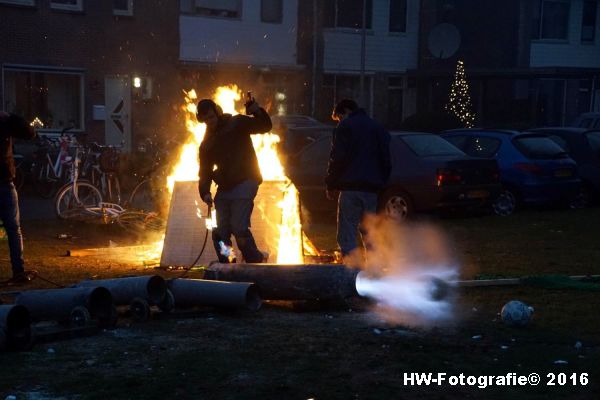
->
[182, 0, 242, 18]
[401, 135, 465, 157]
[387, 88, 403, 129]
[3, 68, 83, 131]
[532, 0, 570, 39]
[465, 137, 502, 158]
[581, 1, 597, 42]
[389, 0, 407, 32]
[444, 135, 470, 151]
[513, 136, 567, 159]
[113, 0, 133, 16]
[548, 135, 569, 152]
[261, 0, 282, 23]
[322, 0, 372, 29]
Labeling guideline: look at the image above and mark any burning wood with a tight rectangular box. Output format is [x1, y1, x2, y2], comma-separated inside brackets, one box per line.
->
[157, 85, 308, 266]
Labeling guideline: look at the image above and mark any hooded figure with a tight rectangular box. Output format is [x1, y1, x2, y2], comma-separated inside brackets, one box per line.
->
[197, 96, 272, 263]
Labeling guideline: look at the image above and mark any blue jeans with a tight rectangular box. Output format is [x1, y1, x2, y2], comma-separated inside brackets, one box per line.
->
[0, 183, 25, 276]
[337, 191, 377, 256]
[212, 180, 264, 263]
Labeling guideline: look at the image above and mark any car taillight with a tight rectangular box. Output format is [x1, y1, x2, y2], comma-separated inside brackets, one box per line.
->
[513, 163, 542, 175]
[437, 169, 462, 186]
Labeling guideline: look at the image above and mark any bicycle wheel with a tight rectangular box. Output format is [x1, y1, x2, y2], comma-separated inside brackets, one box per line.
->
[33, 162, 59, 199]
[105, 173, 121, 205]
[55, 181, 103, 219]
[117, 210, 166, 233]
[127, 178, 166, 215]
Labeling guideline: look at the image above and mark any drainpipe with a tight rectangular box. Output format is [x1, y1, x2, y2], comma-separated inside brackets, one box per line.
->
[203, 263, 360, 300]
[76, 275, 167, 305]
[15, 287, 114, 327]
[167, 279, 262, 311]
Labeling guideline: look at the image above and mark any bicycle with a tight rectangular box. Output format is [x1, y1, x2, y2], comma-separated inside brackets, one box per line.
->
[31, 131, 72, 198]
[54, 142, 165, 233]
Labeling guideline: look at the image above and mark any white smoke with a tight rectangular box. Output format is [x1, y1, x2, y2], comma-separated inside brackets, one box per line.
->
[349, 214, 460, 326]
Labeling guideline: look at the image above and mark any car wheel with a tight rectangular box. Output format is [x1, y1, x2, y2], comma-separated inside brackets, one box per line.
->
[493, 189, 517, 216]
[381, 189, 413, 221]
[570, 185, 591, 209]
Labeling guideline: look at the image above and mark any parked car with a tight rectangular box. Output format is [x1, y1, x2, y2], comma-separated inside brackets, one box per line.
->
[571, 112, 600, 129]
[525, 127, 600, 204]
[283, 131, 502, 219]
[441, 129, 582, 215]
[271, 114, 333, 160]
[271, 114, 325, 131]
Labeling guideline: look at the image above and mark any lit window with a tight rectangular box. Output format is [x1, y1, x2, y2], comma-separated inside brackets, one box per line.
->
[0, 0, 35, 6]
[3, 66, 84, 131]
[532, 0, 570, 40]
[581, 1, 597, 42]
[389, 0, 407, 32]
[113, 0, 133, 16]
[261, 0, 282, 24]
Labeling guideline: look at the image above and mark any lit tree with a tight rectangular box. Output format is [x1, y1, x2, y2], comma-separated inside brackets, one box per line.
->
[445, 60, 476, 128]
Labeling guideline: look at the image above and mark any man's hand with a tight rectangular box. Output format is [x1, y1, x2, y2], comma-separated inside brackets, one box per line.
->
[201, 193, 213, 207]
[326, 189, 339, 201]
[245, 98, 260, 115]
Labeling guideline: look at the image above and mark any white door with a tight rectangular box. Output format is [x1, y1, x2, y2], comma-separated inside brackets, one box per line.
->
[105, 76, 131, 152]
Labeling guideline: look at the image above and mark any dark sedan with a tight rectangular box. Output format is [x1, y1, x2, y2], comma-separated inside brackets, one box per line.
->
[283, 131, 502, 219]
[526, 127, 600, 203]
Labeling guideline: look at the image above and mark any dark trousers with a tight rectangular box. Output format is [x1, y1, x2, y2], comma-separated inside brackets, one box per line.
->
[337, 190, 377, 256]
[212, 182, 263, 263]
[0, 183, 25, 276]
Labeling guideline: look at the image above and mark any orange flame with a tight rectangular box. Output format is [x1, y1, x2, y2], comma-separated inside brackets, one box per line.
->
[165, 85, 303, 264]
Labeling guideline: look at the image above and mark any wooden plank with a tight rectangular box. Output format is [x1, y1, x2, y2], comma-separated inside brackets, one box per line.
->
[159, 181, 289, 267]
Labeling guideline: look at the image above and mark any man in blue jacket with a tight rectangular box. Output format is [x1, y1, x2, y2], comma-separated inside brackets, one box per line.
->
[326, 99, 391, 258]
[1, 112, 36, 284]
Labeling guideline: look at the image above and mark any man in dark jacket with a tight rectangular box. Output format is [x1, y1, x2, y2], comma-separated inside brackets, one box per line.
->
[197, 96, 272, 263]
[326, 99, 391, 258]
[0, 112, 36, 284]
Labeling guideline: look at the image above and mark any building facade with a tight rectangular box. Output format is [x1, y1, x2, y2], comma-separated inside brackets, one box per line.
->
[298, 0, 421, 127]
[415, 0, 600, 129]
[0, 0, 183, 150]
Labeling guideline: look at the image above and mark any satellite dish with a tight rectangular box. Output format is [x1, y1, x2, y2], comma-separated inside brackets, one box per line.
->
[428, 23, 461, 59]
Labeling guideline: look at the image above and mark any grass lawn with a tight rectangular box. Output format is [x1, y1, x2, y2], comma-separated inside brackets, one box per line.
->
[0, 207, 599, 399]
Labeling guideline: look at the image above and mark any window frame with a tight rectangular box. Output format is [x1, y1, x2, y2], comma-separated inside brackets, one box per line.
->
[532, 0, 570, 41]
[182, 0, 243, 20]
[113, 0, 133, 16]
[323, 0, 373, 31]
[50, 0, 83, 12]
[581, 0, 597, 43]
[2, 64, 85, 133]
[0, 0, 35, 6]
[388, 0, 407, 33]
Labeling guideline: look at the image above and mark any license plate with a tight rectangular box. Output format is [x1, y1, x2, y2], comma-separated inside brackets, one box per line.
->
[554, 169, 573, 177]
[467, 190, 489, 199]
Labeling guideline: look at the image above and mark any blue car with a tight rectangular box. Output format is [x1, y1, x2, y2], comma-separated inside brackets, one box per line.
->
[441, 129, 581, 215]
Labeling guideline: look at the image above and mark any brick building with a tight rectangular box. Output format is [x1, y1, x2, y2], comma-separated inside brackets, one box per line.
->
[0, 0, 181, 150]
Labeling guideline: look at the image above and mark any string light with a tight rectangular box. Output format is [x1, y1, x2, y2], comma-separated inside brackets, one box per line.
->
[445, 60, 476, 128]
